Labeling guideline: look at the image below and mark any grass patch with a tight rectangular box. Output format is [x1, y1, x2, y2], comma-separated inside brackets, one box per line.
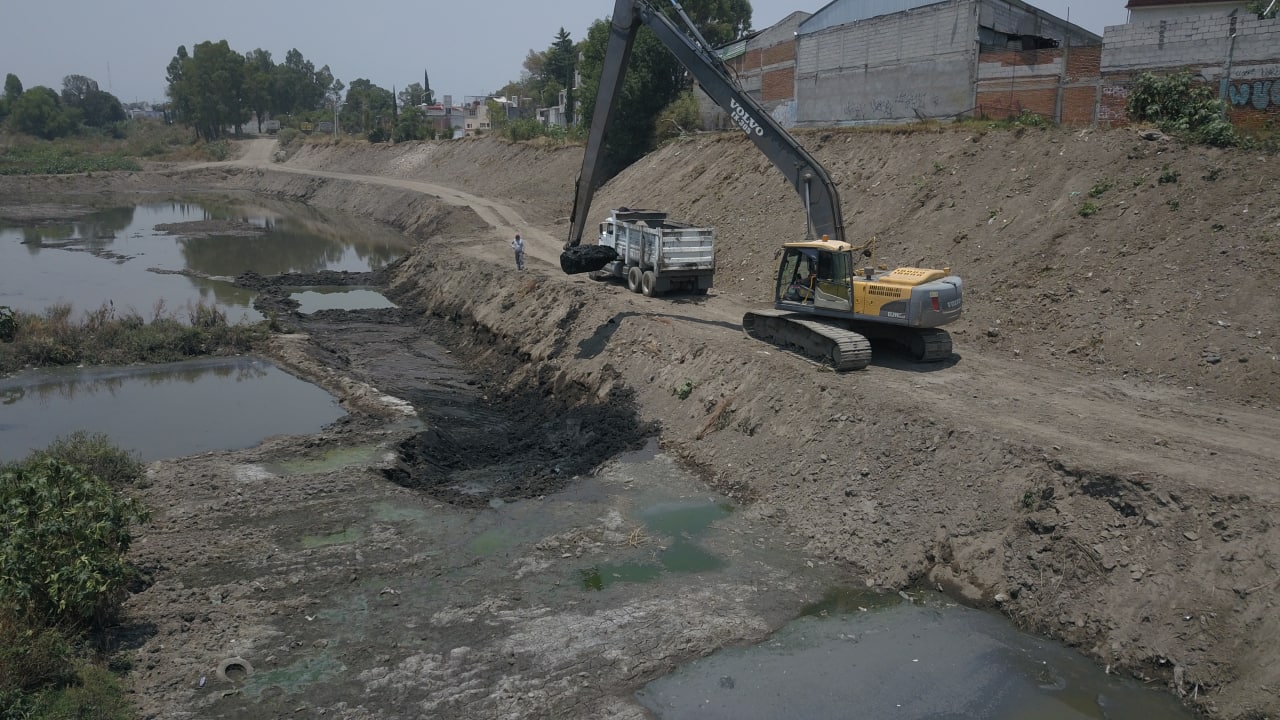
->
[0, 120, 231, 174]
[1088, 179, 1115, 198]
[0, 145, 141, 175]
[0, 302, 267, 373]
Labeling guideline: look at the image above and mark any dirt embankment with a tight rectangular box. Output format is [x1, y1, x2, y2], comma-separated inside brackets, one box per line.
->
[4, 128, 1277, 718]
[231, 129, 1280, 719]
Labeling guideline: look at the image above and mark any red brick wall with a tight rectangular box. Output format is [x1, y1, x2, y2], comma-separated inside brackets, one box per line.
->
[762, 68, 795, 103]
[1062, 86, 1099, 125]
[975, 45, 1102, 124]
[725, 40, 796, 105]
[762, 42, 796, 67]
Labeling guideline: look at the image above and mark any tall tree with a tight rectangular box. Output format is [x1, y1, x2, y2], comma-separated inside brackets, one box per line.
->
[545, 28, 578, 123]
[61, 75, 124, 127]
[340, 78, 395, 135]
[398, 82, 429, 109]
[243, 49, 275, 132]
[9, 86, 77, 139]
[270, 49, 331, 115]
[3, 73, 22, 103]
[166, 40, 248, 140]
[579, 0, 752, 173]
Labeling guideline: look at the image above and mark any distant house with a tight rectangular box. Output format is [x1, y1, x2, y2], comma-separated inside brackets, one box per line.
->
[537, 89, 571, 128]
[1125, 0, 1251, 24]
[126, 104, 165, 121]
[463, 98, 491, 135]
[420, 103, 466, 137]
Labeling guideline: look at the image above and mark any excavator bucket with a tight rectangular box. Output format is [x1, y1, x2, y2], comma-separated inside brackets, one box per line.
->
[560, 245, 619, 275]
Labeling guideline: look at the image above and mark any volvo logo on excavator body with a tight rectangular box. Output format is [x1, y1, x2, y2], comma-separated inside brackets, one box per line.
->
[729, 99, 765, 137]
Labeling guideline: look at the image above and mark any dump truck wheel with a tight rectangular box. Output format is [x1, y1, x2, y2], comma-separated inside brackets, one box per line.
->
[641, 270, 659, 297]
[627, 266, 643, 293]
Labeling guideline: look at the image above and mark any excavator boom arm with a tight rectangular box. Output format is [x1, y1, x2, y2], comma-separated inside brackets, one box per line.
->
[565, 0, 845, 253]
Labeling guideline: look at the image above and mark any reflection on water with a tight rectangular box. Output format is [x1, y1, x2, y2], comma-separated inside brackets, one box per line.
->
[0, 198, 411, 322]
[0, 357, 345, 462]
[291, 288, 398, 314]
[637, 590, 1198, 720]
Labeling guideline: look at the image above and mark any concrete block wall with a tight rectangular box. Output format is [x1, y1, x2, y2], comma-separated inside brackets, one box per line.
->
[1101, 14, 1280, 130]
[795, 0, 976, 125]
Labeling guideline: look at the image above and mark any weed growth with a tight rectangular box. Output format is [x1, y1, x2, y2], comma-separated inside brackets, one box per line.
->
[0, 302, 266, 374]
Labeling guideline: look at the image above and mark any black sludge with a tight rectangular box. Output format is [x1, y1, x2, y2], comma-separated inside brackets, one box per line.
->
[560, 245, 619, 274]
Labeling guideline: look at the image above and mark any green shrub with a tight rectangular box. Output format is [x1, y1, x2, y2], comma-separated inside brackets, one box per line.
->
[0, 458, 150, 629]
[1079, 202, 1099, 217]
[654, 91, 700, 143]
[276, 127, 301, 148]
[20, 432, 143, 489]
[205, 139, 230, 161]
[0, 306, 14, 342]
[1125, 71, 1240, 147]
[1088, 179, 1115, 197]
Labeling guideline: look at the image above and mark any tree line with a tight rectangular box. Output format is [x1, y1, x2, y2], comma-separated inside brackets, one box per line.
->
[165, 42, 343, 140]
[7, 0, 754, 172]
[0, 72, 127, 139]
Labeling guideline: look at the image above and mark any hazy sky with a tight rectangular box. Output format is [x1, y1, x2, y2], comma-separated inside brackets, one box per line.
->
[0, 1, 1130, 105]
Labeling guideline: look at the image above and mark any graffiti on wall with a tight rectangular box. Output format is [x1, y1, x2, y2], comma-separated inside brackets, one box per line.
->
[842, 91, 939, 121]
[1227, 79, 1280, 110]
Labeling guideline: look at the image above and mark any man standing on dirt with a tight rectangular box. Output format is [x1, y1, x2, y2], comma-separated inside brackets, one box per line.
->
[511, 233, 526, 270]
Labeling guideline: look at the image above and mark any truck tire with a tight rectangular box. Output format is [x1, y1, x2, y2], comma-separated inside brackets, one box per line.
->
[627, 266, 643, 293]
[641, 270, 659, 297]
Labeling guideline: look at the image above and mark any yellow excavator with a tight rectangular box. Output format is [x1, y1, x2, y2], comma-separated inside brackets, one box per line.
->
[560, 0, 962, 370]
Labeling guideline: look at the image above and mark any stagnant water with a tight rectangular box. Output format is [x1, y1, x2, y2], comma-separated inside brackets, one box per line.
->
[0, 198, 410, 322]
[0, 356, 344, 463]
[290, 287, 397, 314]
[638, 588, 1197, 719]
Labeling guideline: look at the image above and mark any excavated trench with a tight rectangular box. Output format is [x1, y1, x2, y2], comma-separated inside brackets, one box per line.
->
[272, 283, 658, 508]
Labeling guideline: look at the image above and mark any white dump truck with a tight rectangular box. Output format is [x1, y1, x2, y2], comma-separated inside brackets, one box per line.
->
[590, 208, 715, 297]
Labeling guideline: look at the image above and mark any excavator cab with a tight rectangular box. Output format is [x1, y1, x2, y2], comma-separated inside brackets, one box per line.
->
[777, 244, 855, 312]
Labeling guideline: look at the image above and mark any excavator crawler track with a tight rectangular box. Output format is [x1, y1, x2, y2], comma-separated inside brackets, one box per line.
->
[743, 309, 872, 371]
[909, 328, 953, 363]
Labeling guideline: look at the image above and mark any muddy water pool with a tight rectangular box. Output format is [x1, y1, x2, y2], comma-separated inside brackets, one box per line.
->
[639, 588, 1197, 719]
[0, 197, 410, 322]
[0, 356, 343, 462]
[290, 287, 396, 314]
